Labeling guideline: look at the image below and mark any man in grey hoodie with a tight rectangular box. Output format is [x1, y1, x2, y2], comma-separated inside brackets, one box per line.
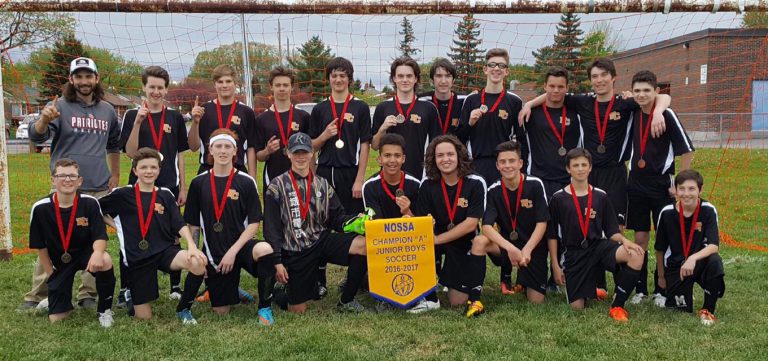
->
[17, 57, 121, 312]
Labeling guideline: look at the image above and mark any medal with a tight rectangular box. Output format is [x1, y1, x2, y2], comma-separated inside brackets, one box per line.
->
[638, 159, 646, 169]
[329, 93, 352, 152]
[479, 88, 505, 115]
[380, 171, 405, 202]
[146, 105, 167, 151]
[135, 184, 158, 253]
[440, 178, 464, 233]
[432, 93, 455, 134]
[558, 147, 567, 156]
[272, 102, 295, 152]
[509, 231, 519, 241]
[597, 144, 606, 154]
[215, 98, 238, 129]
[335, 139, 345, 149]
[138, 239, 150, 251]
[594, 97, 615, 156]
[580, 238, 588, 249]
[479, 104, 489, 113]
[447, 223, 455, 230]
[394, 93, 416, 125]
[569, 184, 593, 248]
[637, 104, 655, 170]
[213, 222, 224, 232]
[210, 168, 236, 235]
[53, 193, 79, 265]
[543, 105, 569, 158]
[289, 170, 313, 222]
[395, 189, 405, 197]
[678, 200, 702, 260]
[501, 174, 525, 244]
[395, 114, 405, 123]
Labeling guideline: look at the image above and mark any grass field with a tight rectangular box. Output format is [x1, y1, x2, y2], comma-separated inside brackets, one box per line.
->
[1, 148, 766, 361]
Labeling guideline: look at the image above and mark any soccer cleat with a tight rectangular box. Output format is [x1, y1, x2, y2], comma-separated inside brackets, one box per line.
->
[195, 290, 210, 303]
[78, 298, 97, 309]
[116, 289, 127, 308]
[257, 307, 275, 326]
[316, 283, 328, 300]
[342, 207, 375, 235]
[169, 291, 182, 300]
[698, 309, 717, 326]
[630, 293, 647, 305]
[337, 299, 369, 313]
[239, 288, 255, 304]
[465, 301, 485, 318]
[36, 298, 50, 313]
[596, 288, 610, 301]
[177, 309, 198, 325]
[406, 298, 441, 314]
[652, 293, 667, 308]
[608, 306, 630, 322]
[16, 300, 39, 313]
[98, 309, 115, 328]
[273, 282, 289, 310]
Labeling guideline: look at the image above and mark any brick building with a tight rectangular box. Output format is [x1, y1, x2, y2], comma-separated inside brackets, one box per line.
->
[611, 28, 768, 136]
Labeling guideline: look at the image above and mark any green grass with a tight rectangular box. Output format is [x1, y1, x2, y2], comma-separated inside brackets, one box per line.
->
[1, 149, 767, 360]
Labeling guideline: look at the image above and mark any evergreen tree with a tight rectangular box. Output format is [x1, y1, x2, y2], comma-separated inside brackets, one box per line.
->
[447, 14, 485, 93]
[39, 33, 88, 100]
[398, 17, 421, 58]
[287, 35, 334, 101]
[532, 12, 588, 92]
[353, 78, 362, 91]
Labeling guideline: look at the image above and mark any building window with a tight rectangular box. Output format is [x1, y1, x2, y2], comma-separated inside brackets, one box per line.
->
[700, 64, 708, 84]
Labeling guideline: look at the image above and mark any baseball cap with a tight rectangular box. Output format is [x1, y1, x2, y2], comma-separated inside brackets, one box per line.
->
[69, 57, 98, 75]
[287, 132, 312, 153]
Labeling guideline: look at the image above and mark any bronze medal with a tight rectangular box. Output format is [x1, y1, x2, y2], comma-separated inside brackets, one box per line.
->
[558, 147, 567, 156]
[395, 114, 405, 123]
[335, 139, 345, 149]
[597, 144, 606, 154]
[395, 189, 405, 197]
[479, 104, 489, 113]
[447, 223, 455, 230]
[138, 239, 149, 251]
[638, 159, 646, 169]
[61, 252, 72, 264]
[213, 222, 224, 232]
[509, 231, 519, 241]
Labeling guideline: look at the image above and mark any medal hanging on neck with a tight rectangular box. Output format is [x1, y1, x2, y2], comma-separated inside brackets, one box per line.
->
[569, 184, 593, 249]
[432, 93, 454, 134]
[210, 168, 236, 233]
[273, 102, 294, 155]
[380, 171, 405, 201]
[134, 184, 157, 251]
[330, 93, 352, 149]
[637, 104, 656, 169]
[394, 93, 416, 124]
[147, 105, 167, 152]
[678, 199, 701, 260]
[289, 170, 313, 222]
[440, 178, 464, 231]
[215, 98, 238, 129]
[501, 175, 525, 242]
[479, 88, 505, 115]
[593, 96, 615, 154]
[542, 105, 568, 157]
[53, 193, 79, 263]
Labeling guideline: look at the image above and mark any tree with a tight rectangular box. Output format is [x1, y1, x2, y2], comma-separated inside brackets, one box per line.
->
[742, 12, 768, 28]
[398, 17, 421, 58]
[85, 46, 143, 95]
[166, 79, 215, 113]
[287, 36, 334, 101]
[507, 64, 538, 84]
[0, 12, 75, 53]
[353, 78, 362, 91]
[188, 42, 280, 95]
[532, 12, 588, 92]
[582, 22, 620, 61]
[39, 34, 88, 101]
[448, 14, 485, 93]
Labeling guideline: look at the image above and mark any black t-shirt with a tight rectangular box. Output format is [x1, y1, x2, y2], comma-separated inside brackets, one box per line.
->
[373, 97, 441, 178]
[655, 200, 719, 269]
[184, 169, 262, 266]
[254, 106, 311, 182]
[309, 97, 372, 168]
[524, 105, 583, 184]
[547, 186, 619, 249]
[418, 91, 466, 139]
[628, 108, 694, 176]
[120, 108, 189, 188]
[99, 186, 184, 265]
[483, 176, 550, 248]
[196, 100, 257, 168]
[362, 172, 422, 219]
[29, 194, 108, 268]
[415, 174, 487, 244]
[565, 94, 639, 168]
[459, 90, 525, 159]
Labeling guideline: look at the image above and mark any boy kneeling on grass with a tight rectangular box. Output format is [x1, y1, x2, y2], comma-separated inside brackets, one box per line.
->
[100, 148, 208, 323]
[29, 158, 116, 327]
[655, 169, 724, 326]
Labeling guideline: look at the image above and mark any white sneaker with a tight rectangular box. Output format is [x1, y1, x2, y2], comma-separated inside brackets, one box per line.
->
[36, 298, 50, 312]
[629, 293, 647, 305]
[98, 309, 114, 328]
[169, 291, 182, 300]
[653, 293, 667, 307]
[406, 299, 440, 314]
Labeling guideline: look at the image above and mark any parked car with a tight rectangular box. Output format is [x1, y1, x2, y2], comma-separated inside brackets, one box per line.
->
[14, 113, 38, 139]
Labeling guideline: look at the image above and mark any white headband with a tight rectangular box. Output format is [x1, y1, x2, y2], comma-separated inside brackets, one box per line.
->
[209, 134, 237, 147]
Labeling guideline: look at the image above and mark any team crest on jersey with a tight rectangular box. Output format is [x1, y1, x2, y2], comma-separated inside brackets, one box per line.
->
[228, 189, 240, 200]
[458, 198, 469, 208]
[451, 117, 459, 126]
[589, 209, 597, 219]
[696, 222, 702, 232]
[561, 117, 572, 126]
[231, 115, 241, 125]
[76, 217, 89, 227]
[609, 111, 621, 121]
[410, 114, 422, 124]
[163, 124, 172, 133]
[521, 199, 533, 208]
[154, 203, 165, 215]
[498, 109, 509, 120]
[291, 122, 300, 131]
[344, 113, 355, 122]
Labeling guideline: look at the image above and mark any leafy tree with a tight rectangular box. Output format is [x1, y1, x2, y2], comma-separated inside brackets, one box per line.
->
[0, 12, 75, 53]
[398, 17, 421, 58]
[85, 46, 143, 95]
[38, 34, 88, 100]
[447, 14, 485, 93]
[188, 42, 280, 95]
[287, 36, 334, 101]
[742, 12, 768, 28]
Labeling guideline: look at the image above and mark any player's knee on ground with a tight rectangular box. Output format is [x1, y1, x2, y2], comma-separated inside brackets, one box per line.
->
[133, 304, 153, 320]
[49, 311, 71, 323]
[570, 299, 586, 310]
[527, 289, 545, 304]
[470, 235, 490, 255]
[252, 241, 274, 261]
[212, 306, 231, 315]
[349, 236, 367, 256]
[288, 303, 307, 314]
[448, 289, 469, 307]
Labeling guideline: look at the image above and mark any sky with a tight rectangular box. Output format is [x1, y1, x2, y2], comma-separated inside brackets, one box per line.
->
[7, 11, 744, 89]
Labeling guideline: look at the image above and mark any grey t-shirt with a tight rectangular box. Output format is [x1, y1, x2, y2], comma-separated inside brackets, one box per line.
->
[30, 98, 121, 191]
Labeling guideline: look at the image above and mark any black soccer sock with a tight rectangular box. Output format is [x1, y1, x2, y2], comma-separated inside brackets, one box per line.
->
[435, 258, 443, 279]
[500, 259, 512, 286]
[612, 267, 641, 308]
[636, 253, 649, 295]
[317, 262, 327, 287]
[257, 254, 276, 309]
[702, 276, 724, 314]
[118, 252, 128, 291]
[169, 270, 182, 292]
[652, 268, 665, 296]
[93, 269, 116, 313]
[340, 255, 367, 304]
[595, 267, 607, 290]
[176, 273, 204, 312]
[466, 254, 487, 302]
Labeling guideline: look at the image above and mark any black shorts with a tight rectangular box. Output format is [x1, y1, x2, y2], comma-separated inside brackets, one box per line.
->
[47, 252, 93, 315]
[204, 239, 260, 308]
[316, 165, 364, 214]
[626, 173, 674, 232]
[664, 254, 725, 313]
[589, 164, 628, 225]
[127, 246, 181, 305]
[282, 232, 357, 305]
[489, 244, 548, 294]
[471, 157, 499, 185]
[540, 178, 569, 202]
[561, 239, 621, 304]
[439, 238, 473, 294]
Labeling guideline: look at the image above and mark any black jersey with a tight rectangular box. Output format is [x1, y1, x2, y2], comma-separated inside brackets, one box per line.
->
[120, 107, 189, 188]
[362, 172, 421, 219]
[565, 93, 639, 168]
[415, 174, 487, 244]
[418, 91, 466, 138]
[196, 100, 257, 169]
[29, 194, 108, 268]
[373, 97, 441, 178]
[483, 175, 550, 247]
[628, 108, 694, 176]
[655, 200, 719, 269]
[524, 105, 583, 184]
[309, 97, 372, 168]
[99, 185, 184, 265]
[254, 106, 311, 183]
[184, 169, 262, 266]
[459, 90, 525, 159]
[547, 186, 619, 249]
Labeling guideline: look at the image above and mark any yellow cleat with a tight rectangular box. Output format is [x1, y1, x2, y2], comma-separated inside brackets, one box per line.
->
[465, 300, 485, 318]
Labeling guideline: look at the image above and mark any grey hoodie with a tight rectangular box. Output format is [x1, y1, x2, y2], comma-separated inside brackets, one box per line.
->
[30, 98, 121, 191]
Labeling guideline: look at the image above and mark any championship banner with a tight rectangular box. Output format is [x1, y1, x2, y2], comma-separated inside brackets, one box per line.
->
[365, 216, 436, 308]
